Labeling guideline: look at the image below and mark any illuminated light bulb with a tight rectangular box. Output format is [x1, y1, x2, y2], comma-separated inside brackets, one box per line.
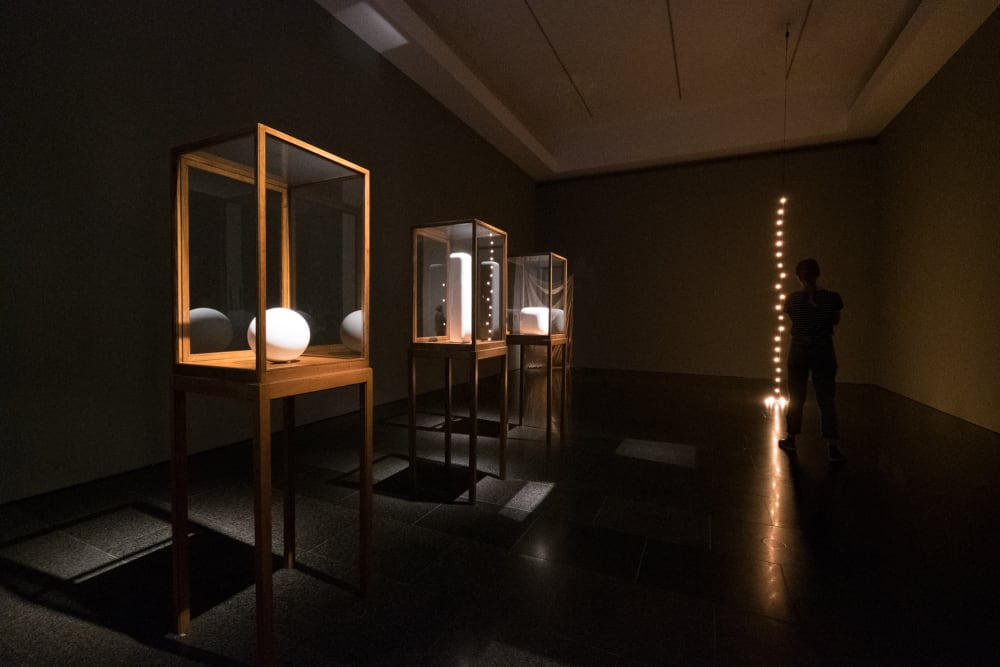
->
[774, 336, 780, 341]
[776, 251, 783, 258]
[777, 262, 783, 268]
[780, 197, 787, 204]
[779, 325, 785, 331]
[780, 272, 786, 278]
[773, 356, 779, 362]
[765, 396, 775, 408]
[778, 208, 784, 215]
[774, 346, 780, 352]
[777, 230, 783, 237]
[776, 241, 783, 247]
[774, 305, 781, 311]
[775, 284, 781, 289]
[777, 220, 783, 226]
[779, 294, 786, 300]
[779, 315, 784, 320]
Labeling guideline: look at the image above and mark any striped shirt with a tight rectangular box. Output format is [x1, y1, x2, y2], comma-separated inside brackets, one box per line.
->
[783, 289, 843, 338]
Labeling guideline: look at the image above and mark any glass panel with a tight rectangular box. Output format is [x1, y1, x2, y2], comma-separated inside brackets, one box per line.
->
[178, 126, 368, 367]
[265, 135, 356, 186]
[415, 231, 449, 340]
[199, 134, 255, 172]
[551, 256, 567, 334]
[414, 222, 478, 343]
[476, 224, 503, 342]
[290, 175, 365, 352]
[186, 165, 257, 353]
[509, 254, 565, 336]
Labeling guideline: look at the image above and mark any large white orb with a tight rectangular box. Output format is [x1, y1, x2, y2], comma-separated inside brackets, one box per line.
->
[340, 310, 364, 353]
[190, 307, 233, 353]
[247, 308, 311, 362]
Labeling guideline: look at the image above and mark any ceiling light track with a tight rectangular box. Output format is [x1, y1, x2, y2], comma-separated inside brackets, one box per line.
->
[523, 0, 594, 118]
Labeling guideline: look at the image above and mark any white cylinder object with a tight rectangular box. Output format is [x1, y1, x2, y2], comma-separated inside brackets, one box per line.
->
[447, 252, 472, 342]
[247, 307, 311, 362]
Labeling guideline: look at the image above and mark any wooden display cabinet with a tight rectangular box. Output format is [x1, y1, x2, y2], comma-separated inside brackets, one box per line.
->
[408, 220, 509, 502]
[170, 124, 372, 662]
[507, 253, 570, 446]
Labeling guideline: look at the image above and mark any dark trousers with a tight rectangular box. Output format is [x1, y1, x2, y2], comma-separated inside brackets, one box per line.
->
[785, 337, 839, 439]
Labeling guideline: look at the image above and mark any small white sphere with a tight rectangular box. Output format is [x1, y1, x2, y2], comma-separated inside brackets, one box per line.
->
[190, 307, 233, 353]
[340, 310, 364, 353]
[247, 307, 311, 362]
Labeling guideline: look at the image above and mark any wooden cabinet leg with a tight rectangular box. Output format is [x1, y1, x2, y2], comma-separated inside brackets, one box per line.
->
[408, 350, 417, 492]
[561, 344, 568, 443]
[252, 394, 274, 665]
[518, 345, 526, 426]
[170, 389, 190, 637]
[359, 375, 373, 595]
[469, 357, 478, 503]
[500, 352, 508, 479]
[546, 343, 554, 449]
[282, 397, 295, 569]
[444, 357, 453, 468]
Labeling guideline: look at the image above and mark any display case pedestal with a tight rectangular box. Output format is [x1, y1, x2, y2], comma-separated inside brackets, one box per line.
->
[408, 345, 508, 503]
[170, 365, 373, 664]
[509, 334, 568, 447]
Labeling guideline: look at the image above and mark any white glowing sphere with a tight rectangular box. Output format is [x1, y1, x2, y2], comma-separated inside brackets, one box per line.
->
[340, 310, 364, 353]
[247, 308, 311, 362]
[189, 307, 233, 353]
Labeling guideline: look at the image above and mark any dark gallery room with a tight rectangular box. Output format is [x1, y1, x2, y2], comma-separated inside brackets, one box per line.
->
[2, 1, 999, 664]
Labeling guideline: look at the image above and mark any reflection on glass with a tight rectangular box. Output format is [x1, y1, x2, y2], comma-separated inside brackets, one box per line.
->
[508, 254, 568, 336]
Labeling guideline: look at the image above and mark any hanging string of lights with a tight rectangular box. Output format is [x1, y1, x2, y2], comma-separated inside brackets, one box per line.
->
[765, 24, 792, 413]
[765, 195, 788, 412]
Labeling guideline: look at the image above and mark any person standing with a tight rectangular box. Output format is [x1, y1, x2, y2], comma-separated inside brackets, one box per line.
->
[778, 258, 847, 462]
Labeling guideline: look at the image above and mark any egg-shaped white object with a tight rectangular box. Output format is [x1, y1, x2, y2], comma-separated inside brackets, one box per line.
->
[340, 310, 364, 353]
[247, 307, 311, 362]
[190, 307, 233, 353]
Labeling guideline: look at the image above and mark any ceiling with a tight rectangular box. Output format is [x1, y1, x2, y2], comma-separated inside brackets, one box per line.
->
[317, 0, 998, 180]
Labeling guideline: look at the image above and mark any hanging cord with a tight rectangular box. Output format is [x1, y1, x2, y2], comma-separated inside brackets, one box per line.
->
[782, 23, 789, 189]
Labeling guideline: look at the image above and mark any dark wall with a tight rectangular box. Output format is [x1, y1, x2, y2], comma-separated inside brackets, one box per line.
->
[534, 7, 999, 433]
[0, 0, 536, 502]
[536, 144, 880, 384]
[877, 7, 1000, 433]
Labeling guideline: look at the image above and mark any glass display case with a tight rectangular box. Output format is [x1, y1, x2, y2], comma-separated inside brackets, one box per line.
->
[170, 125, 374, 659]
[507, 253, 568, 338]
[412, 219, 507, 348]
[173, 124, 369, 379]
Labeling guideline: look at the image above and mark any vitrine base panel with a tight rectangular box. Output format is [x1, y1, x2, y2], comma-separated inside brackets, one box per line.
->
[409, 340, 507, 359]
[174, 355, 369, 388]
[507, 333, 569, 345]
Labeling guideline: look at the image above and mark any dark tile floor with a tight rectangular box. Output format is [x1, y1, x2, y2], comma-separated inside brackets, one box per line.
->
[2, 369, 999, 665]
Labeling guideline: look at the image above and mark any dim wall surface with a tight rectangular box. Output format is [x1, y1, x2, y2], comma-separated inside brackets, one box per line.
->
[0, 0, 535, 502]
[877, 7, 1000, 433]
[535, 144, 880, 385]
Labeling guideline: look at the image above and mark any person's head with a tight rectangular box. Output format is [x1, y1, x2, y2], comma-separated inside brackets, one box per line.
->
[795, 258, 820, 286]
